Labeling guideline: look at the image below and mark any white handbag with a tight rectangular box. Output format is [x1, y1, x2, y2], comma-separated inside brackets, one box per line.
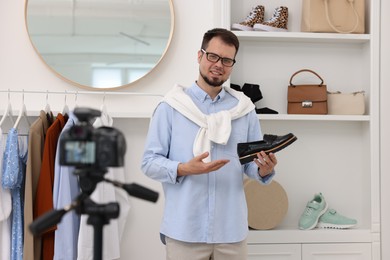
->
[327, 91, 365, 115]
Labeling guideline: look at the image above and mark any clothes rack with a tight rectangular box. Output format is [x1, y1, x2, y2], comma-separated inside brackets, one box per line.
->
[0, 89, 164, 118]
[0, 89, 164, 98]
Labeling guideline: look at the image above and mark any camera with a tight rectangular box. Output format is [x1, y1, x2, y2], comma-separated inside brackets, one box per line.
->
[60, 107, 126, 168]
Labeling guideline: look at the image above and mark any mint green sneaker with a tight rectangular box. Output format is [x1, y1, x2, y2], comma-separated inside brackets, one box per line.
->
[298, 193, 328, 230]
[316, 208, 357, 229]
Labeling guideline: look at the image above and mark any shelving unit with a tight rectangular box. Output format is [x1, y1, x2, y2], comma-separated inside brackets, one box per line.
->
[220, 0, 380, 259]
[258, 114, 370, 121]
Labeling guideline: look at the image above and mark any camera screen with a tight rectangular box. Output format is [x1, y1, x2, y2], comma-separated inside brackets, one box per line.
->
[63, 141, 96, 164]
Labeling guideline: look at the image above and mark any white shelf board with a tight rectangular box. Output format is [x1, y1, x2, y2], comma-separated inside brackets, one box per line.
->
[258, 114, 370, 121]
[233, 31, 370, 44]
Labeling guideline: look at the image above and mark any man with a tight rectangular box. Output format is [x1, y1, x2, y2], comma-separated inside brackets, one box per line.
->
[141, 28, 277, 260]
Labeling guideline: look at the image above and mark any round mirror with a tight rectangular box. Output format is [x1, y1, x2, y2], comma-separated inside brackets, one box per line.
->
[25, 0, 174, 89]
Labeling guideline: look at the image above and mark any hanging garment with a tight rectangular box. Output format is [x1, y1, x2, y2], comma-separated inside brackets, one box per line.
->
[34, 113, 67, 260]
[77, 112, 130, 260]
[0, 128, 12, 260]
[23, 110, 51, 260]
[2, 128, 28, 260]
[53, 113, 80, 260]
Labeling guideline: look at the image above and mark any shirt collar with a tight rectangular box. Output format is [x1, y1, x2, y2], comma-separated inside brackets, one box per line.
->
[191, 82, 225, 102]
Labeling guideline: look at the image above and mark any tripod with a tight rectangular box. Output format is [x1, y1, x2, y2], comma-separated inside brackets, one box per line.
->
[30, 167, 158, 260]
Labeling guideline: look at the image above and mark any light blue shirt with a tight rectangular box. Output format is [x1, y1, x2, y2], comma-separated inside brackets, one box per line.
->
[53, 113, 80, 260]
[141, 83, 274, 244]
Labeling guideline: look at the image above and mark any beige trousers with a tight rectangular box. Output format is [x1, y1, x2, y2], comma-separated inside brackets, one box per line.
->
[165, 237, 247, 260]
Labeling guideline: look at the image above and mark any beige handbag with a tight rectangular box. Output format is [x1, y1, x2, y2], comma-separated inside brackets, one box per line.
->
[327, 91, 365, 115]
[301, 0, 365, 34]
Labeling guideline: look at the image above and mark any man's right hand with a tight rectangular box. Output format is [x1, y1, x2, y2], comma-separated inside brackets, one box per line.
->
[177, 152, 230, 176]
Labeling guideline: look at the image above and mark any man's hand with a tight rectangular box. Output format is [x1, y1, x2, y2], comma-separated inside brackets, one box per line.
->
[177, 152, 230, 176]
[253, 151, 277, 177]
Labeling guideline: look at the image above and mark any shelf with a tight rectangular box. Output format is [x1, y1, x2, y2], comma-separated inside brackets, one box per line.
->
[258, 114, 370, 121]
[225, 0, 380, 257]
[232, 31, 370, 44]
[248, 229, 373, 244]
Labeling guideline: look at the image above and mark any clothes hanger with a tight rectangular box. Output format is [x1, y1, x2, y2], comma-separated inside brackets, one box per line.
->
[0, 90, 15, 127]
[62, 90, 69, 115]
[74, 91, 79, 109]
[100, 92, 108, 114]
[44, 90, 51, 114]
[43, 90, 55, 125]
[99, 92, 111, 126]
[13, 90, 31, 129]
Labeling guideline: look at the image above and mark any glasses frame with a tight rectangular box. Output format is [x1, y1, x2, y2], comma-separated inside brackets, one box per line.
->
[201, 49, 236, 67]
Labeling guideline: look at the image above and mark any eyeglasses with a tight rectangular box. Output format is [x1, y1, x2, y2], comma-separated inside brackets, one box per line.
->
[201, 49, 236, 67]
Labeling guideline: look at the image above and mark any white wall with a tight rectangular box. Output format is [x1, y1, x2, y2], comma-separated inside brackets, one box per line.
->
[0, 0, 218, 259]
[380, 0, 390, 259]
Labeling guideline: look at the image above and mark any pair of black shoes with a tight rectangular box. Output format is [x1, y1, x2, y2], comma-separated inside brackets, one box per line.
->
[231, 83, 278, 114]
[231, 83, 263, 103]
[237, 133, 297, 164]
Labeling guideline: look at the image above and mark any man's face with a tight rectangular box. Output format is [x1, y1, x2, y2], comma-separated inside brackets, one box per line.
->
[198, 37, 236, 87]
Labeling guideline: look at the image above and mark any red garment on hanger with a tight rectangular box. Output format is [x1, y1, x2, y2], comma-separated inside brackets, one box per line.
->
[33, 113, 67, 260]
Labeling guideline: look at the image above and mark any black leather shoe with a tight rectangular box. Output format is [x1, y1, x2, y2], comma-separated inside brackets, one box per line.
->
[237, 133, 297, 164]
[242, 83, 263, 103]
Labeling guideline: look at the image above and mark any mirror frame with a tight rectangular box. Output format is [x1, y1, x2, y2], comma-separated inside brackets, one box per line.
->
[24, 0, 175, 90]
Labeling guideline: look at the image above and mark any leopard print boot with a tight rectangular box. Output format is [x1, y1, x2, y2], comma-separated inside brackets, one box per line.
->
[232, 5, 265, 31]
[254, 6, 288, 32]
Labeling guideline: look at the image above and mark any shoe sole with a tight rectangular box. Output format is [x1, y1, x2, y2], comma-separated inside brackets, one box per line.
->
[316, 222, 357, 229]
[253, 24, 288, 32]
[239, 135, 297, 163]
[231, 23, 254, 31]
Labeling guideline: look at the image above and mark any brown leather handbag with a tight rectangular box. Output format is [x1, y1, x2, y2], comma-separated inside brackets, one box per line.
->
[287, 69, 328, 114]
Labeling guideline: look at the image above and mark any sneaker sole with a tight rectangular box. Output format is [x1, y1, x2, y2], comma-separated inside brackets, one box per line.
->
[316, 222, 357, 229]
[239, 135, 297, 162]
[231, 24, 254, 31]
[253, 24, 287, 32]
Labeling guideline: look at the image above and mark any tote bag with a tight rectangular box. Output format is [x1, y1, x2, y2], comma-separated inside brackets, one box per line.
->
[301, 0, 365, 34]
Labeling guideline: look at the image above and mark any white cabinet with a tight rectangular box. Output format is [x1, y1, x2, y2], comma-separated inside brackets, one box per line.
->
[219, 0, 380, 259]
[247, 243, 371, 260]
[248, 244, 300, 260]
[302, 243, 372, 259]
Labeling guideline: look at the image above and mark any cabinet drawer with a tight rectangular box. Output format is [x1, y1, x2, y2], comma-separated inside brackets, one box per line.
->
[302, 243, 371, 259]
[247, 244, 301, 260]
